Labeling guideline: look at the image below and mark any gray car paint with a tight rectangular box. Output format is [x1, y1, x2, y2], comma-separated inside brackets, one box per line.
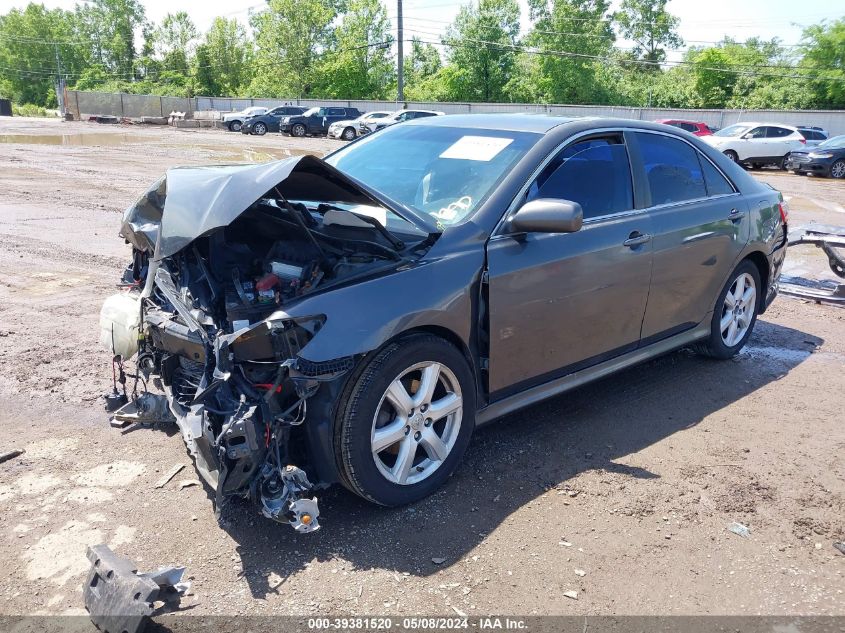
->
[120, 114, 786, 490]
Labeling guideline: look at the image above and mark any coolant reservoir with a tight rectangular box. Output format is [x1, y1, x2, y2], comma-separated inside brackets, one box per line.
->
[99, 293, 141, 359]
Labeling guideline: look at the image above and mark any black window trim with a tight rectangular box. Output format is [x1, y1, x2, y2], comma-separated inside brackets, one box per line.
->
[627, 129, 740, 213]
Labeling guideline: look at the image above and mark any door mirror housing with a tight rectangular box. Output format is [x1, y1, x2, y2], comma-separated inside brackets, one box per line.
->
[508, 198, 583, 234]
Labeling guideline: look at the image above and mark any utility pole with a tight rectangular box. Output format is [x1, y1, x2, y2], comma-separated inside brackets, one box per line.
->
[397, 0, 404, 102]
[54, 43, 65, 117]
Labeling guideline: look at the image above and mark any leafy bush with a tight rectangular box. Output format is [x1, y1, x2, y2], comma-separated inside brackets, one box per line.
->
[12, 103, 53, 117]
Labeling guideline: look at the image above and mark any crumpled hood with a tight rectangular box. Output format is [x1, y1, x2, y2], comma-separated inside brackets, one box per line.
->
[119, 155, 435, 261]
[121, 158, 300, 260]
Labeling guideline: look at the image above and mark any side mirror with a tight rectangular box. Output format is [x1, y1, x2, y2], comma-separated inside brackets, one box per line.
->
[508, 198, 583, 234]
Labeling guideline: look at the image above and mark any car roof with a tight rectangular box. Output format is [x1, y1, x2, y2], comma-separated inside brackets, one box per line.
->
[728, 122, 799, 130]
[404, 113, 582, 133]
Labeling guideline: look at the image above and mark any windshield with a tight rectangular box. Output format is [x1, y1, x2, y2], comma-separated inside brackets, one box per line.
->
[244, 107, 265, 115]
[714, 124, 752, 137]
[818, 134, 845, 149]
[325, 123, 541, 227]
[303, 107, 319, 116]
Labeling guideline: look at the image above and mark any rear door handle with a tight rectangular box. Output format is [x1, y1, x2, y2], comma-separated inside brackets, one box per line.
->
[728, 208, 746, 222]
[623, 232, 652, 248]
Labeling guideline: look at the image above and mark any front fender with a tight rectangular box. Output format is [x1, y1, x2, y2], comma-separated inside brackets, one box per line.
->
[285, 245, 485, 363]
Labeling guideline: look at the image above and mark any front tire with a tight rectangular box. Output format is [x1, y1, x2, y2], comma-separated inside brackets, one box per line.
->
[342, 127, 356, 141]
[253, 122, 267, 136]
[694, 260, 761, 360]
[292, 123, 306, 137]
[228, 120, 241, 132]
[723, 150, 739, 163]
[335, 335, 475, 507]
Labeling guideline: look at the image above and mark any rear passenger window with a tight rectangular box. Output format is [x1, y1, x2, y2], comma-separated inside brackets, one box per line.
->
[328, 108, 345, 116]
[527, 136, 634, 220]
[700, 157, 735, 196]
[635, 133, 707, 205]
[766, 127, 791, 138]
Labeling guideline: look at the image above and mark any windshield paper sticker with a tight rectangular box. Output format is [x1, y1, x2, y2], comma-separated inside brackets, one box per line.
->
[440, 136, 514, 161]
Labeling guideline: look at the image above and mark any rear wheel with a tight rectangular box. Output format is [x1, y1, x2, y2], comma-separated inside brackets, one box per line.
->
[779, 154, 790, 170]
[694, 260, 761, 360]
[228, 120, 242, 132]
[831, 159, 845, 179]
[253, 122, 267, 136]
[335, 335, 475, 506]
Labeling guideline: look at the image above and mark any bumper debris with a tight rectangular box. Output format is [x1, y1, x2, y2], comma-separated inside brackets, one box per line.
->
[83, 544, 189, 633]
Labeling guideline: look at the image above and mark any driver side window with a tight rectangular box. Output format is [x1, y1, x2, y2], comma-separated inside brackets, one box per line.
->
[526, 135, 634, 220]
[746, 127, 765, 139]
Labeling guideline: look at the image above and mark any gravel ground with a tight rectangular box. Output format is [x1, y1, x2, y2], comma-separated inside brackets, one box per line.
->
[0, 117, 843, 619]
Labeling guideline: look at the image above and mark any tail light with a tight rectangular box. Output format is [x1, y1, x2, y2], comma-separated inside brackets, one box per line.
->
[799, 138, 806, 144]
[778, 201, 789, 225]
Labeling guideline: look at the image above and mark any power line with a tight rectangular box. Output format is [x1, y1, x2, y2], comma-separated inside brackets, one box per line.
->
[411, 35, 845, 84]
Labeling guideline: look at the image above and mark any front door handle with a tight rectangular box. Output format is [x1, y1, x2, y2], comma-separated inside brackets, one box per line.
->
[623, 231, 652, 248]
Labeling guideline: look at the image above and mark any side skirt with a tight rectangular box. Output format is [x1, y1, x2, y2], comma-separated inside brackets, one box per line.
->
[475, 320, 711, 426]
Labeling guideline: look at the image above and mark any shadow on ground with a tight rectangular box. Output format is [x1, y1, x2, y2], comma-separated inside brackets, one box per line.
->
[214, 319, 820, 599]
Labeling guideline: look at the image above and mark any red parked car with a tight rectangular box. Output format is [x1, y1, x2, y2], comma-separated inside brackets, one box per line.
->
[654, 119, 714, 136]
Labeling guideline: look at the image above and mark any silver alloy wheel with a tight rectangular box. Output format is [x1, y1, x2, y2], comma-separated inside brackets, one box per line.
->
[342, 127, 356, 140]
[831, 160, 845, 179]
[371, 361, 463, 486]
[292, 124, 306, 137]
[720, 272, 756, 347]
[230, 121, 241, 132]
[254, 122, 267, 135]
[724, 151, 737, 162]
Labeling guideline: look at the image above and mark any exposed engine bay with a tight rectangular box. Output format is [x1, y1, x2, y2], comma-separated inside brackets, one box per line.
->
[100, 156, 435, 532]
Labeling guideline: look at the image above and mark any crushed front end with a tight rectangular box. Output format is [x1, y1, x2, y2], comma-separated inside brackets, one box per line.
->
[98, 156, 434, 532]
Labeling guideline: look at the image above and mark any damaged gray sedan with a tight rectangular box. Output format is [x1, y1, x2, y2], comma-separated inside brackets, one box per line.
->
[100, 115, 787, 532]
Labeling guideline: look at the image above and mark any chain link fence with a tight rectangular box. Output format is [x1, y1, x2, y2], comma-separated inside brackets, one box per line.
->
[65, 90, 845, 135]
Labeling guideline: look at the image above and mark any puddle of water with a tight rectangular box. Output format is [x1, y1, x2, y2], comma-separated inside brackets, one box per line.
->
[0, 133, 146, 146]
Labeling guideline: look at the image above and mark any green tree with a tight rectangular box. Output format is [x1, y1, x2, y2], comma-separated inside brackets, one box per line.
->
[613, 0, 682, 65]
[0, 4, 87, 106]
[316, 0, 394, 98]
[403, 36, 442, 97]
[194, 17, 252, 96]
[800, 18, 845, 107]
[247, 0, 335, 98]
[74, 0, 146, 78]
[154, 12, 197, 75]
[441, 0, 521, 102]
[527, 0, 616, 104]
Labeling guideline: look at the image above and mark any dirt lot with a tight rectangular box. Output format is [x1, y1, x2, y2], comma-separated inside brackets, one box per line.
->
[0, 117, 843, 619]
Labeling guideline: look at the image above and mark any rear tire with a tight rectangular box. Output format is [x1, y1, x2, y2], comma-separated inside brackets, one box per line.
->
[694, 260, 761, 360]
[831, 159, 845, 179]
[335, 335, 475, 507]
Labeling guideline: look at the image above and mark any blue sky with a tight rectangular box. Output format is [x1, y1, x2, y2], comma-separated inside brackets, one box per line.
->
[2, 0, 843, 62]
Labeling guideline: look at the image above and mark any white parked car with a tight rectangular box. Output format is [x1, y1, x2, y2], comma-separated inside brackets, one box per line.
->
[222, 107, 269, 132]
[703, 122, 807, 169]
[328, 111, 393, 140]
[360, 109, 445, 135]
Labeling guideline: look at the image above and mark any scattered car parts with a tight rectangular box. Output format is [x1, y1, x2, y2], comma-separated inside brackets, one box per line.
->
[83, 544, 189, 633]
[781, 223, 845, 305]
